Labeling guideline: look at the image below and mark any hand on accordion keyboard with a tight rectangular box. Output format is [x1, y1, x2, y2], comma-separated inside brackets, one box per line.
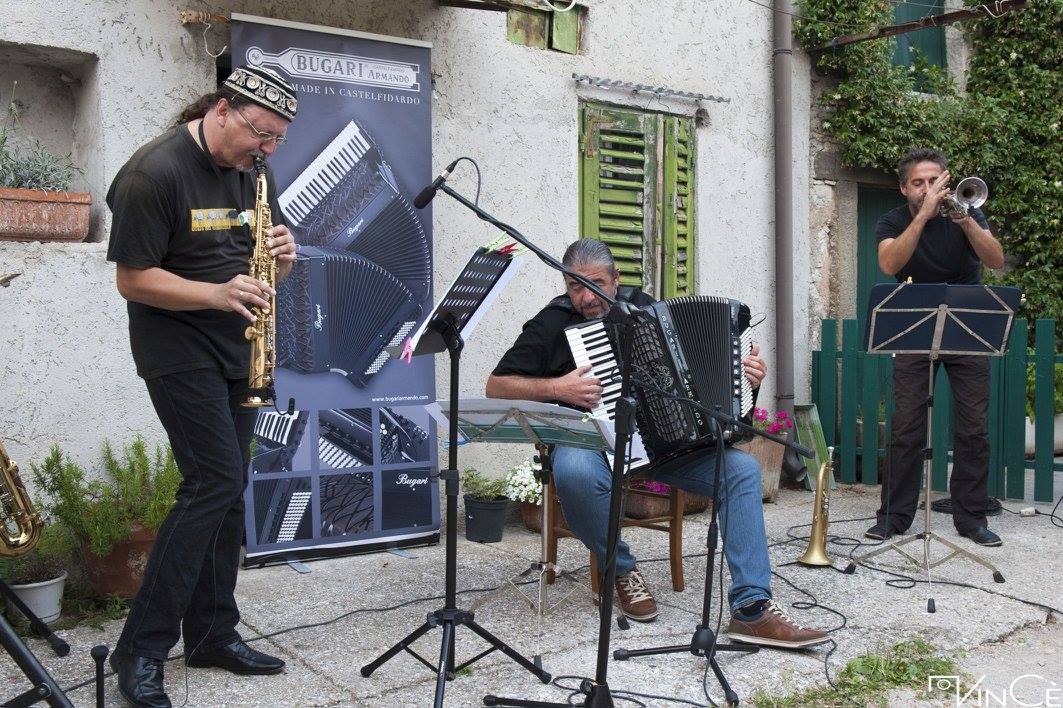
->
[554, 365, 604, 409]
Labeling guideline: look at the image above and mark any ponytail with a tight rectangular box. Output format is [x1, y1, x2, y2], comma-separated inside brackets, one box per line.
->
[170, 90, 252, 128]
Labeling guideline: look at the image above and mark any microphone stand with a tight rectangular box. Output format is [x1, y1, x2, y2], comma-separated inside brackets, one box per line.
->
[429, 180, 634, 707]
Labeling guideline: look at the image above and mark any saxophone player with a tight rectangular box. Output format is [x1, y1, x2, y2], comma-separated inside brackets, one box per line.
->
[105, 66, 297, 708]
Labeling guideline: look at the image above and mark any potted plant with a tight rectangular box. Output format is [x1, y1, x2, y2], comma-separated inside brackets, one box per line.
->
[0, 522, 73, 625]
[30, 436, 180, 599]
[737, 407, 794, 502]
[506, 458, 547, 532]
[0, 82, 90, 241]
[462, 468, 509, 543]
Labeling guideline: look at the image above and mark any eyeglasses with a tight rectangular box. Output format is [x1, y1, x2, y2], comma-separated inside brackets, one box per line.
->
[232, 105, 287, 146]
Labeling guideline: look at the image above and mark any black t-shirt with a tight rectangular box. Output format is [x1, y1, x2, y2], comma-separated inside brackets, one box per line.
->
[492, 287, 655, 406]
[106, 125, 284, 379]
[875, 204, 990, 284]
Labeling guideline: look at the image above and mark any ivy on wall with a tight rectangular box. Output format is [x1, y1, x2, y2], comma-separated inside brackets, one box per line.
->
[794, 0, 1063, 341]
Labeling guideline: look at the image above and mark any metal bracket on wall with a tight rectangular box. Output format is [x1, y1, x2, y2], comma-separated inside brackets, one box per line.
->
[572, 74, 730, 105]
[178, 10, 230, 58]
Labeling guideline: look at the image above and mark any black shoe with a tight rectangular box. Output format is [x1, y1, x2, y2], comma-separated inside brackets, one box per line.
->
[109, 649, 171, 708]
[959, 526, 1002, 547]
[865, 521, 895, 541]
[186, 639, 285, 675]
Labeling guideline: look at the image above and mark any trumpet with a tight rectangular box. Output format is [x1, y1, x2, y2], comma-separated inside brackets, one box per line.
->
[939, 176, 988, 219]
[797, 446, 834, 567]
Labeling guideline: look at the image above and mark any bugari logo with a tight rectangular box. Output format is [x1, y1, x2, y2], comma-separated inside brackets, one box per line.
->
[246, 46, 420, 92]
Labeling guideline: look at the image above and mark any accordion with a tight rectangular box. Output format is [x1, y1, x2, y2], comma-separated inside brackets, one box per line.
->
[379, 408, 431, 464]
[566, 296, 754, 461]
[251, 410, 307, 475]
[277, 246, 421, 388]
[318, 408, 374, 469]
[279, 119, 431, 302]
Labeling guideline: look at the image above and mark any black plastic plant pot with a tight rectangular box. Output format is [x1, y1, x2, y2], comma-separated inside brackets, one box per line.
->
[463, 496, 509, 543]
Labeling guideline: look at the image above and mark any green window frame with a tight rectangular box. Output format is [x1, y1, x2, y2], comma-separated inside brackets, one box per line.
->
[892, 0, 947, 71]
[578, 103, 696, 299]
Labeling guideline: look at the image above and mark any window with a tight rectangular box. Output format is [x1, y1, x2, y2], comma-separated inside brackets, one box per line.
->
[578, 104, 696, 299]
[892, 0, 946, 71]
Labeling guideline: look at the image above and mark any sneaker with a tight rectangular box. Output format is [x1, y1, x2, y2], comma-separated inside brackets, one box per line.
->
[865, 521, 895, 541]
[613, 566, 658, 622]
[959, 526, 1002, 547]
[726, 600, 830, 649]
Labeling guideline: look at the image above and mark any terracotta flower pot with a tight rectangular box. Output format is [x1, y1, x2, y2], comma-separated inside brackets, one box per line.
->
[737, 432, 788, 502]
[80, 522, 156, 599]
[519, 500, 570, 533]
[0, 187, 91, 242]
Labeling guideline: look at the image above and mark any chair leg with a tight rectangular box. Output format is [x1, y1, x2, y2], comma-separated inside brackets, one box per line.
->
[670, 489, 685, 592]
[589, 552, 600, 595]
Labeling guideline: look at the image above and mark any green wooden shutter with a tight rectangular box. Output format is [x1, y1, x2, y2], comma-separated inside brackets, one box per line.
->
[579, 106, 658, 292]
[661, 115, 695, 297]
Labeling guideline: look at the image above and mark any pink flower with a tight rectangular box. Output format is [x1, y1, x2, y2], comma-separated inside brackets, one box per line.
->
[754, 408, 769, 422]
[775, 411, 789, 420]
[767, 422, 783, 435]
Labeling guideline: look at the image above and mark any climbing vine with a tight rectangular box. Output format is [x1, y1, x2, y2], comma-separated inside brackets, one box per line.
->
[794, 0, 1063, 342]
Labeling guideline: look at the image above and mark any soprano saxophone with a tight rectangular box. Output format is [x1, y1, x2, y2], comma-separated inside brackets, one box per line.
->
[1, 439, 44, 558]
[242, 156, 277, 408]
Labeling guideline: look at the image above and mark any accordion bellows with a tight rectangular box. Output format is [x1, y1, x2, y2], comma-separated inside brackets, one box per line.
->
[278, 119, 431, 388]
[277, 247, 420, 388]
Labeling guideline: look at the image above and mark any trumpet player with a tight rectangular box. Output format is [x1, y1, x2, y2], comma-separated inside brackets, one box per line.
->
[869, 148, 1005, 548]
[105, 66, 298, 708]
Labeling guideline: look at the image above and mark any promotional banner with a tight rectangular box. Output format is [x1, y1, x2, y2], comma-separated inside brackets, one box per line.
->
[231, 15, 438, 564]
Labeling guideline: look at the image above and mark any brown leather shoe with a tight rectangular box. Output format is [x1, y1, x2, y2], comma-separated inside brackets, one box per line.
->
[726, 600, 829, 649]
[614, 566, 658, 622]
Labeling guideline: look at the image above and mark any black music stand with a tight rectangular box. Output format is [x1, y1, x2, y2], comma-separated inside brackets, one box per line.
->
[361, 246, 550, 707]
[845, 283, 1020, 611]
[418, 178, 642, 707]
[1, 580, 73, 707]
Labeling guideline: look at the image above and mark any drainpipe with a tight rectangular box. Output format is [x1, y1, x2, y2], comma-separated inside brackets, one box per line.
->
[773, 0, 802, 475]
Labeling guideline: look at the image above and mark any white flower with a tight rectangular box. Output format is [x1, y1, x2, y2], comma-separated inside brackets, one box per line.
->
[832, 93, 842, 101]
[505, 459, 543, 505]
[1009, 51, 1018, 60]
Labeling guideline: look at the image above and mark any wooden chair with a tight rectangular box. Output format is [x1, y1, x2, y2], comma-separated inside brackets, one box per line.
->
[536, 444, 685, 593]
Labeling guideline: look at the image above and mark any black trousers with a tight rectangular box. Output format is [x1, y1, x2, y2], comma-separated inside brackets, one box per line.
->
[117, 368, 257, 659]
[877, 353, 991, 535]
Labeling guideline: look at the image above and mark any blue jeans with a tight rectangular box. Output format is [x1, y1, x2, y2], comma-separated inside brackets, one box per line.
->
[552, 445, 772, 612]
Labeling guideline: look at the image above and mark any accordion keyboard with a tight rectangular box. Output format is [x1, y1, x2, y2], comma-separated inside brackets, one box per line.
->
[563, 319, 622, 421]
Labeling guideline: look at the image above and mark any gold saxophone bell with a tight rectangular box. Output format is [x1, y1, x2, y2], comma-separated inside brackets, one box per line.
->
[1, 440, 45, 558]
[797, 446, 833, 567]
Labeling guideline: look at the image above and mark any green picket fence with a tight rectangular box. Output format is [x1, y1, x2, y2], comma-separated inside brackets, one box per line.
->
[810, 318, 1061, 502]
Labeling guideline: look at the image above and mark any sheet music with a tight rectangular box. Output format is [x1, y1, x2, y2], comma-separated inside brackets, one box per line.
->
[397, 245, 523, 358]
[426, 398, 649, 469]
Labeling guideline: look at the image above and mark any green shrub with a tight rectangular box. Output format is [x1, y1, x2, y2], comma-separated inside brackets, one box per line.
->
[30, 437, 181, 557]
[461, 468, 508, 501]
[0, 522, 74, 585]
[0, 82, 81, 191]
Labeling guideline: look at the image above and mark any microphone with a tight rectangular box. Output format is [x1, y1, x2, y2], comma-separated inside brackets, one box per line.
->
[413, 158, 460, 209]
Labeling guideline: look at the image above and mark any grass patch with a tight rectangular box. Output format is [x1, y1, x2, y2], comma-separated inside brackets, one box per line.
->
[752, 639, 960, 707]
